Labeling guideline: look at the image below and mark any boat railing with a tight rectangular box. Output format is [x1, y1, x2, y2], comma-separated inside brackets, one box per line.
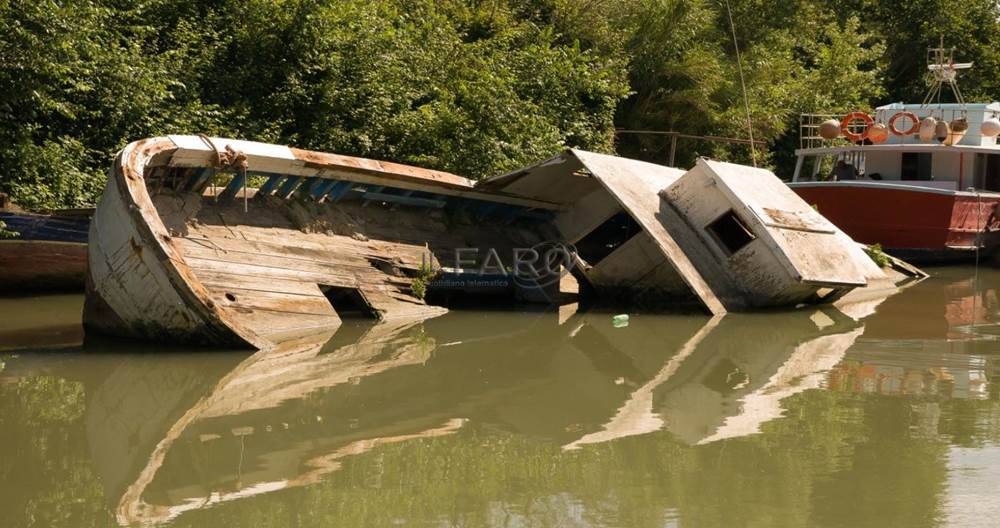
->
[799, 113, 855, 149]
[143, 165, 558, 224]
[801, 108, 977, 150]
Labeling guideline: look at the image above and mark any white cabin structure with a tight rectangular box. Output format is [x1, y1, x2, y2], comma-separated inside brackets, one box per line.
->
[794, 102, 1000, 191]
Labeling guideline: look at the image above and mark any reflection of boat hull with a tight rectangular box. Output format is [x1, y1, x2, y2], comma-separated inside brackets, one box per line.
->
[789, 182, 1000, 263]
[0, 210, 90, 292]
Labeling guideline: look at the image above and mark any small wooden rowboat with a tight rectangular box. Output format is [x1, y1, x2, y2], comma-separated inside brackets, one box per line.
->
[84, 136, 913, 348]
[0, 206, 91, 292]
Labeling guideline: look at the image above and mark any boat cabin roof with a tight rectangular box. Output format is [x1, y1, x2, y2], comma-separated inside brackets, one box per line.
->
[876, 102, 1000, 112]
[795, 142, 1000, 156]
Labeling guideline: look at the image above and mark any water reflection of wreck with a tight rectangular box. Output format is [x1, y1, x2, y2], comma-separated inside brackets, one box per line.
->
[54, 299, 904, 525]
[563, 309, 867, 448]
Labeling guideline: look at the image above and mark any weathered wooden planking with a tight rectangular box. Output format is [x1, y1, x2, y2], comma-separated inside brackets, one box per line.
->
[87, 160, 229, 341]
[171, 195, 460, 332]
[235, 310, 342, 338]
[178, 241, 376, 278]
[183, 203, 540, 273]
[220, 294, 336, 317]
[183, 256, 382, 288]
[193, 269, 327, 297]
[572, 149, 731, 315]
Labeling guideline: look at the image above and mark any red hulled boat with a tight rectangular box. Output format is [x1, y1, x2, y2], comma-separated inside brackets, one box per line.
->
[788, 45, 1000, 263]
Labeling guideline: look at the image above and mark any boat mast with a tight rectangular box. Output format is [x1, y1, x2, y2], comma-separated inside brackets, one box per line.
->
[922, 37, 971, 108]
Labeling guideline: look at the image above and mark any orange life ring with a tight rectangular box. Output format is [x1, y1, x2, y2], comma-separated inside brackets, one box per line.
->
[841, 112, 874, 142]
[888, 111, 919, 136]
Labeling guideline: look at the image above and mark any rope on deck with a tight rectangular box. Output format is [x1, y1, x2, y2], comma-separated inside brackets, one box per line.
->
[198, 134, 250, 212]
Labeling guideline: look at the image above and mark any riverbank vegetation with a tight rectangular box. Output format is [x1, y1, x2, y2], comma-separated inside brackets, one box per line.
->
[3, 0, 999, 209]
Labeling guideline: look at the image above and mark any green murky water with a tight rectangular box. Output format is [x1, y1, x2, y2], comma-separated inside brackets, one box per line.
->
[2, 267, 1000, 527]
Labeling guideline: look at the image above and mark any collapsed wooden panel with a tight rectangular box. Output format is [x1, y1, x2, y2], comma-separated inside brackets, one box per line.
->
[153, 190, 543, 341]
[571, 150, 732, 314]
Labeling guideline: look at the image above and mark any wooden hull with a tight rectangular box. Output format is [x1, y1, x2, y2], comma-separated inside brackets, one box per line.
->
[84, 139, 269, 348]
[0, 210, 91, 292]
[84, 136, 551, 348]
[0, 240, 87, 292]
[789, 182, 1000, 263]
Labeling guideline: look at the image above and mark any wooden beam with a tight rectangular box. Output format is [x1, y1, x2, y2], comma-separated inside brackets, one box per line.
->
[361, 191, 446, 209]
[361, 186, 384, 207]
[324, 181, 354, 202]
[298, 177, 323, 197]
[165, 136, 562, 210]
[310, 179, 339, 200]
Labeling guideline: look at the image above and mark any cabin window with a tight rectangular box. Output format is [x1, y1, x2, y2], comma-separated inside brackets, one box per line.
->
[574, 211, 643, 265]
[901, 152, 932, 180]
[706, 210, 755, 256]
[320, 285, 377, 319]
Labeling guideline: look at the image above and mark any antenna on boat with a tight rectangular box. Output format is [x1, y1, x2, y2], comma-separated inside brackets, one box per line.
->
[922, 36, 972, 108]
[722, 0, 757, 167]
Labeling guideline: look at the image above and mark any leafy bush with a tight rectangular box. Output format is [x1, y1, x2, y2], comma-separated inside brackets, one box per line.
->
[4, 0, 999, 210]
[0, 0, 628, 210]
[410, 262, 440, 301]
[864, 243, 891, 268]
[0, 220, 16, 239]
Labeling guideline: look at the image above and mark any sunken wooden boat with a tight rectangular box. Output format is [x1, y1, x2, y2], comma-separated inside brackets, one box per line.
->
[0, 199, 91, 293]
[84, 136, 914, 348]
[84, 136, 561, 348]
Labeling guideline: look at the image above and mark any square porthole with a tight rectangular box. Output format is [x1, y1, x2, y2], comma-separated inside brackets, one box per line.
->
[706, 210, 755, 256]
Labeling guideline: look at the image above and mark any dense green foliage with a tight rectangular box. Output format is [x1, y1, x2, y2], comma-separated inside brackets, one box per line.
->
[2, 0, 999, 209]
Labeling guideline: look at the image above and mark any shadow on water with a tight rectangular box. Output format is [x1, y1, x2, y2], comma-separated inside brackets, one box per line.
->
[2, 267, 1000, 527]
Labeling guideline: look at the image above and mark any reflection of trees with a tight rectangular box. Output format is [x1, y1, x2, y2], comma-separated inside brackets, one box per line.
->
[0, 377, 113, 527]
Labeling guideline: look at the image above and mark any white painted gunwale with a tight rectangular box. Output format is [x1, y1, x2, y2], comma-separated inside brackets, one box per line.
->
[167, 135, 564, 211]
